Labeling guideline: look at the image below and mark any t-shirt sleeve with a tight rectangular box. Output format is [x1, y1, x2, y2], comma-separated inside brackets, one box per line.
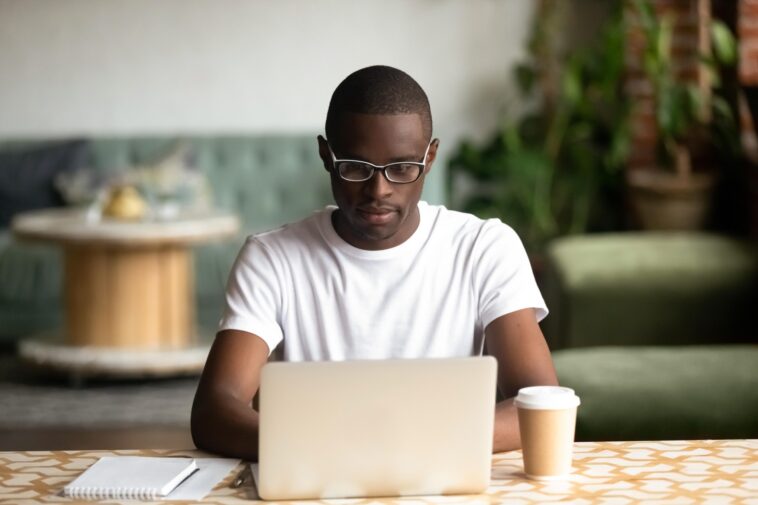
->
[473, 219, 548, 329]
[217, 237, 284, 355]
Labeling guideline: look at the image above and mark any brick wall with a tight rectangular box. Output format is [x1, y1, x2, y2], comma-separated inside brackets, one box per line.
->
[625, 0, 758, 169]
[740, 0, 758, 240]
[739, 0, 758, 164]
[740, 0, 758, 85]
[625, 0, 710, 170]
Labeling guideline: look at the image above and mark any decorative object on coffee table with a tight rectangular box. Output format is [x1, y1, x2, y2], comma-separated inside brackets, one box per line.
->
[101, 184, 148, 220]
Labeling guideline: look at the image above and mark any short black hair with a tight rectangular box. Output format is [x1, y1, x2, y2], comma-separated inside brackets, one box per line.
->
[325, 65, 432, 144]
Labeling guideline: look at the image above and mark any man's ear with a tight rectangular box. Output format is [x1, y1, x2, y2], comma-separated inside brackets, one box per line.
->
[317, 135, 332, 173]
[424, 138, 440, 174]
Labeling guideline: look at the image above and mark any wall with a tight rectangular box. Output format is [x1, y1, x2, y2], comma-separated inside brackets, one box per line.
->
[740, 0, 758, 84]
[0, 0, 537, 203]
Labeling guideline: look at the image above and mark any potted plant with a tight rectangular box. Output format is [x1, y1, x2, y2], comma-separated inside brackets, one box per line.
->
[625, 0, 738, 230]
[448, 2, 629, 257]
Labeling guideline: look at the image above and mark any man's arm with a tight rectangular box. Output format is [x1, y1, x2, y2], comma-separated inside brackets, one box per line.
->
[191, 329, 270, 460]
[485, 308, 558, 453]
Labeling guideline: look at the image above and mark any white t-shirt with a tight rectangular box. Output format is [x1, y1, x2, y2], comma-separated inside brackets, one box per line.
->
[218, 201, 547, 361]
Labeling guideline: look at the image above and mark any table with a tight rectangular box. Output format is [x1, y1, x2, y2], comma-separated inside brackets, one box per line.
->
[11, 208, 239, 379]
[1, 440, 756, 504]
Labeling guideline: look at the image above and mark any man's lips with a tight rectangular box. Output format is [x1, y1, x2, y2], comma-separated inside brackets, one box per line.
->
[356, 206, 397, 225]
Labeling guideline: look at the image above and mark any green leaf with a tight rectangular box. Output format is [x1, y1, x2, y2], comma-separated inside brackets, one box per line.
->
[657, 16, 673, 67]
[686, 85, 706, 123]
[711, 95, 734, 122]
[711, 21, 736, 66]
[562, 59, 583, 107]
[514, 63, 536, 96]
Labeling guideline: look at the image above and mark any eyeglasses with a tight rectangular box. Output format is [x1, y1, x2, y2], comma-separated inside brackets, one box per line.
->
[327, 141, 431, 184]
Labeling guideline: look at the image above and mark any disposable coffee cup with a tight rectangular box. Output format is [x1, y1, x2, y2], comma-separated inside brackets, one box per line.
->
[515, 386, 580, 480]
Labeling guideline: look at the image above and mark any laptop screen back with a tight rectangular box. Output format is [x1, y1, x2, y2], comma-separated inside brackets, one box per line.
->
[258, 356, 497, 500]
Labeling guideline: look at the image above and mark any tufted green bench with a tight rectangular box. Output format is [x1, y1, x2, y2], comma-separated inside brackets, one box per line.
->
[542, 232, 758, 440]
[0, 136, 446, 343]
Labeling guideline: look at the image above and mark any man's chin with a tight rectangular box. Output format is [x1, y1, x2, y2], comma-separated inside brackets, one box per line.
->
[354, 222, 399, 242]
[334, 208, 407, 247]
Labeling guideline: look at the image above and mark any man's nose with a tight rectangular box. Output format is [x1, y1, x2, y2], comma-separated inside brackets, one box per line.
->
[363, 169, 393, 198]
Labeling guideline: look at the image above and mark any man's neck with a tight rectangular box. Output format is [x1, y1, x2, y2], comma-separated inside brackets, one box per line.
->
[331, 205, 420, 251]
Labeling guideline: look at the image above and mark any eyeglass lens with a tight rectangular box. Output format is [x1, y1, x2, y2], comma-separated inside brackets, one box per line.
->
[337, 162, 421, 183]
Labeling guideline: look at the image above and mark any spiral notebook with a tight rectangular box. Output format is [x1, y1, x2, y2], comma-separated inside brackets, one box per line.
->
[63, 456, 198, 500]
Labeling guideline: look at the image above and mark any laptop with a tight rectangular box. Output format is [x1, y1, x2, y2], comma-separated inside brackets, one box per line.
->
[256, 356, 497, 501]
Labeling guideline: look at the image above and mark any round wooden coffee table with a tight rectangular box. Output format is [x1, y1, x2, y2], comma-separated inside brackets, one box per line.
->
[12, 207, 240, 380]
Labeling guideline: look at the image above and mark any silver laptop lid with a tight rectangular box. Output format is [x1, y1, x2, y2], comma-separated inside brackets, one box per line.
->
[258, 356, 497, 500]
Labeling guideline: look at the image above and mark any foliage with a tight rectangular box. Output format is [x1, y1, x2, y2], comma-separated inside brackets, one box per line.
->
[448, 4, 629, 253]
[633, 0, 739, 174]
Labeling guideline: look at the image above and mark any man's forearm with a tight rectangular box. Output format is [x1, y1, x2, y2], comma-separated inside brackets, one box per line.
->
[191, 393, 260, 461]
[493, 398, 521, 453]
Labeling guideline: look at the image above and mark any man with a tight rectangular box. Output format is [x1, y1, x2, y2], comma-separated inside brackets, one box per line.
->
[191, 65, 558, 460]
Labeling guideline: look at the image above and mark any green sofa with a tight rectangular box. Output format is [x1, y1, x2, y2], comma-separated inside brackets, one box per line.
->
[0, 136, 444, 343]
[543, 232, 758, 441]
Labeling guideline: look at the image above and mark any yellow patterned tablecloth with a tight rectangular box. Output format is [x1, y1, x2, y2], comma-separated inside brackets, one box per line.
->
[1, 440, 756, 504]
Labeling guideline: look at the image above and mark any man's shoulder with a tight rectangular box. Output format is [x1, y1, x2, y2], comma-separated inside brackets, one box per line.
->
[246, 207, 330, 249]
[423, 203, 518, 242]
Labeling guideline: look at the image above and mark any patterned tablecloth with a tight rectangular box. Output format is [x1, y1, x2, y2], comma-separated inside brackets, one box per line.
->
[1, 440, 756, 504]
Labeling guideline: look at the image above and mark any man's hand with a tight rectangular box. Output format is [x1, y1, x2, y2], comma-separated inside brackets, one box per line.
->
[485, 308, 558, 453]
[191, 329, 270, 460]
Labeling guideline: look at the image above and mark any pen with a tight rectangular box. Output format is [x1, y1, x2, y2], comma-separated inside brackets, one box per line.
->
[231, 465, 251, 488]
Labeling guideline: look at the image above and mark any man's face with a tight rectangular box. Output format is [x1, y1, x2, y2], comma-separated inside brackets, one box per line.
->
[318, 112, 438, 250]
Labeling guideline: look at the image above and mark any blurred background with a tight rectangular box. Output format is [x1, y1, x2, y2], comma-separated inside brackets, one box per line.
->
[0, 0, 756, 450]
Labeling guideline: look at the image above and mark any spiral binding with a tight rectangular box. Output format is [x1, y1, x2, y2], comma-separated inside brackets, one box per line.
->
[66, 486, 160, 500]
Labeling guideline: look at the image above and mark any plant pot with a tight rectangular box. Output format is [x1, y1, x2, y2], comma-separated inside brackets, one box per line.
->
[626, 169, 716, 230]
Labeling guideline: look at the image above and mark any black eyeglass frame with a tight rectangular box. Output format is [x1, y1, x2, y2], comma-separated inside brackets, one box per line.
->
[326, 140, 432, 184]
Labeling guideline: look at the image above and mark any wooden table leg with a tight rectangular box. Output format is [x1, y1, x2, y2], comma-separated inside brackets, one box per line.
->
[63, 244, 195, 349]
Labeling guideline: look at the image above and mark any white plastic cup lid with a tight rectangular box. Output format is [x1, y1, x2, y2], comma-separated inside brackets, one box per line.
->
[514, 386, 581, 410]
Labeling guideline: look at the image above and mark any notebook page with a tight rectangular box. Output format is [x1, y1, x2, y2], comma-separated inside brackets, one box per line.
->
[63, 456, 196, 500]
[166, 458, 240, 500]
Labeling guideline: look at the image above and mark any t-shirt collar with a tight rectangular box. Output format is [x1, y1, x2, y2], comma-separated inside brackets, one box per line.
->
[319, 201, 431, 260]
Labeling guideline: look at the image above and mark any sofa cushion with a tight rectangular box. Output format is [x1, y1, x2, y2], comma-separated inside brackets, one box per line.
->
[0, 232, 61, 303]
[0, 140, 88, 227]
[0, 232, 63, 340]
[542, 232, 758, 348]
[553, 345, 758, 441]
